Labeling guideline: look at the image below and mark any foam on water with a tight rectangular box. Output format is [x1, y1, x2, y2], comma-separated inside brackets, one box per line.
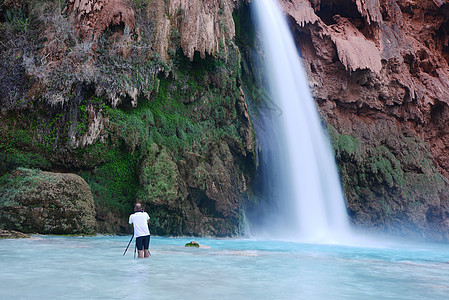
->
[1, 236, 449, 299]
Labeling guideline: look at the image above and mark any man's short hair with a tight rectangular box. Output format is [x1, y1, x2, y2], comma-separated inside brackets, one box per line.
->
[134, 203, 142, 211]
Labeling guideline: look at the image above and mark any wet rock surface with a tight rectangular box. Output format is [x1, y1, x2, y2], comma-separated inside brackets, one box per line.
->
[279, 0, 449, 240]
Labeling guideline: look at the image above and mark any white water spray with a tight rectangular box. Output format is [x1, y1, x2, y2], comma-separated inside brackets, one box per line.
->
[252, 0, 351, 242]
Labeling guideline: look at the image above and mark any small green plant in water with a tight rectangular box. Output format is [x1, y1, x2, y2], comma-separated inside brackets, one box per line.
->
[185, 241, 200, 247]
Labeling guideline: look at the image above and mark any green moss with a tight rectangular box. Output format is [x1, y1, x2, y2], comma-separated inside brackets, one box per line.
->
[185, 241, 200, 247]
[147, 207, 183, 236]
[338, 135, 360, 155]
[76, 105, 88, 135]
[0, 149, 51, 173]
[0, 168, 52, 206]
[405, 173, 445, 196]
[79, 148, 139, 214]
[139, 50, 243, 156]
[0, 3, 254, 235]
[366, 145, 405, 188]
[0, 105, 72, 159]
[140, 147, 180, 199]
[0, 112, 55, 175]
[102, 102, 153, 155]
[5, 8, 30, 33]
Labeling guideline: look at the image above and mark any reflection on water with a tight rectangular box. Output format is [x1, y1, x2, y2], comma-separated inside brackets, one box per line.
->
[0, 236, 448, 299]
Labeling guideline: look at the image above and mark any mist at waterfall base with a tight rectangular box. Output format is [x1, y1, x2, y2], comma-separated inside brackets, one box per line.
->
[2, 235, 449, 299]
[245, 0, 350, 243]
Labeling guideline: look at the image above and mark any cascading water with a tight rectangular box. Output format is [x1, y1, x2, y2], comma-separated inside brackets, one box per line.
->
[250, 0, 351, 242]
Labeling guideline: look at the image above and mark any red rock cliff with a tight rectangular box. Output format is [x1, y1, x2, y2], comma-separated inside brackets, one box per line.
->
[278, 0, 449, 240]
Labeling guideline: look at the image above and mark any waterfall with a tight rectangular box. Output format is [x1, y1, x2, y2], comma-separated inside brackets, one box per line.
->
[249, 0, 351, 242]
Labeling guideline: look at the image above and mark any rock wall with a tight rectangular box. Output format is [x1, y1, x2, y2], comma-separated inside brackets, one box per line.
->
[149, 0, 237, 61]
[3, 0, 448, 240]
[276, 0, 449, 240]
[0, 0, 254, 236]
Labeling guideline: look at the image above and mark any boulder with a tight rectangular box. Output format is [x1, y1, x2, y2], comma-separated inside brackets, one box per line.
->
[0, 229, 30, 239]
[0, 168, 96, 234]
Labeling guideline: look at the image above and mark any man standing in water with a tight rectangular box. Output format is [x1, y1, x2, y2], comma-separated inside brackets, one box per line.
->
[129, 203, 151, 258]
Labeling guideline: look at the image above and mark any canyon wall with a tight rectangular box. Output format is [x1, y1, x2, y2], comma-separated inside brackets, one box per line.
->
[2, 0, 449, 240]
[275, 0, 449, 240]
[0, 0, 254, 236]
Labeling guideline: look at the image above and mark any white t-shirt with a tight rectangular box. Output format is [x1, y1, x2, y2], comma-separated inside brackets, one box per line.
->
[129, 211, 150, 237]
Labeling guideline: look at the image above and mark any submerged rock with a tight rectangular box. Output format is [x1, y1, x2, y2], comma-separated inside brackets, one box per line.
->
[0, 168, 96, 235]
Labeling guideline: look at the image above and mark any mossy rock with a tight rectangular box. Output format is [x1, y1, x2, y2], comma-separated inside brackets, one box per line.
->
[338, 134, 360, 155]
[0, 229, 30, 239]
[0, 1, 256, 238]
[185, 241, 200, 247]
[0, 168, 96, 234]
[331, 120, 449, 241]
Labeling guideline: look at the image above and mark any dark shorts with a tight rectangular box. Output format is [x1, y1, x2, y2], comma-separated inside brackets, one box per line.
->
[136, 235, 150, 250]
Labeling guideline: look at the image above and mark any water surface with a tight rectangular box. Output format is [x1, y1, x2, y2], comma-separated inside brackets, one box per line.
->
[1, 236, 448, 299]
